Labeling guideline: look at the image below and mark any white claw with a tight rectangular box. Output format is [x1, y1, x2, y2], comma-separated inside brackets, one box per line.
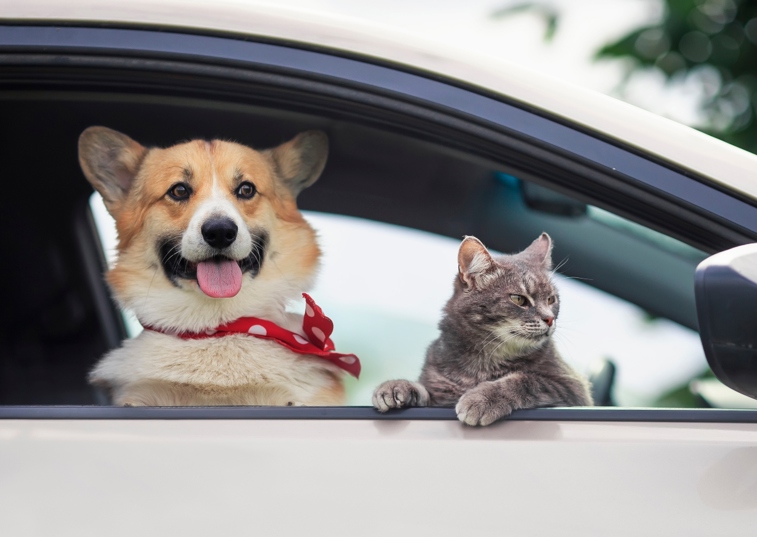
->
[373, 393, 389, 412]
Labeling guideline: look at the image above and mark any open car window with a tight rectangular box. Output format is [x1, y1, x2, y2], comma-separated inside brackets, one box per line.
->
[3, 22, 757, 413]
[90, 178, 751, 409]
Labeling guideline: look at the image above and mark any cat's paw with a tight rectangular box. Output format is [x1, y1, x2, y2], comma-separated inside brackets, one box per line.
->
[372, 380, 429, 412]
[456, 385, 511, 426]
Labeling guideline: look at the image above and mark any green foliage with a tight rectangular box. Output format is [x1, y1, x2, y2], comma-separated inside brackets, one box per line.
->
[493, 0, 757, 153]
[491, 2, 560, 41]
[597, 0, 757, 153]
[652, 368, 714, 408]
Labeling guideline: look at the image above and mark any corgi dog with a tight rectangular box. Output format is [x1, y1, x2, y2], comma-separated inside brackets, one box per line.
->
[80, 127, 356, 406]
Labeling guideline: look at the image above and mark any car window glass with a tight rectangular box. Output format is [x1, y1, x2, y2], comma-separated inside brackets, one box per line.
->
[587, 206, 705, 262]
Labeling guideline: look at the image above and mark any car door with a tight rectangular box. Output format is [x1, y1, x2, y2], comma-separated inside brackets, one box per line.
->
[1, 14, 757, 536]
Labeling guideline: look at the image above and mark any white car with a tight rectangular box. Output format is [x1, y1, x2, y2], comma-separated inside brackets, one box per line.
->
[1, 1, 757, 535]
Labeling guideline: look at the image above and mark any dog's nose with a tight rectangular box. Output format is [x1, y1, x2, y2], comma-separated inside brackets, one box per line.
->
[201, 217, 238, 249]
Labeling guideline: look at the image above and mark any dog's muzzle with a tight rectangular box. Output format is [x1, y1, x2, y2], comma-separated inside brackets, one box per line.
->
[159, 229, 268, 299]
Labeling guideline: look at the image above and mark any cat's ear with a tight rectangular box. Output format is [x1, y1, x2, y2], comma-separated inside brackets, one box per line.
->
[458, 236, 497, 289]
[522, 232, 553, 270]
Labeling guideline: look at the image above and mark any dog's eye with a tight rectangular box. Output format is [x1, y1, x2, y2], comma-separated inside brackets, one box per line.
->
[167, 183, 191, 201]
[236, 181, 256, 200]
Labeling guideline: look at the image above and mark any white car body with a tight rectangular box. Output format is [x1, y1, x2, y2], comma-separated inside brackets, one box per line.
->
[2, 2, 757, 535]
[3, 416, 757, 536]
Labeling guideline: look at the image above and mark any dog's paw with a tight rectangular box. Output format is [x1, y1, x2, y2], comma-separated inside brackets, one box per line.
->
[372, 380, 429, 412]
[455, 384, 511, 426]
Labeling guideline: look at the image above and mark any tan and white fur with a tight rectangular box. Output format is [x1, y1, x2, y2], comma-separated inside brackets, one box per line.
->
[80, 126, 345, 406]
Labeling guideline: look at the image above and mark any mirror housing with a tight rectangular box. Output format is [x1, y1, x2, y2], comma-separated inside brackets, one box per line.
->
[695, 244, 757, 400]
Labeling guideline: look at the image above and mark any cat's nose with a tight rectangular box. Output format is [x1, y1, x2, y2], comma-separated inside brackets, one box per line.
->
[543, 316, 554, 327]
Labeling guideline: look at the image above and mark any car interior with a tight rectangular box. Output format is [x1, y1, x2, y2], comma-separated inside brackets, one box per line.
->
[0, 86, 711, 406]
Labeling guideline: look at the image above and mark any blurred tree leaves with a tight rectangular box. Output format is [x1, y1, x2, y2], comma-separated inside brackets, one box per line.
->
[598, 0, 757, 153]
[491, 2, 560, 41]
[495, 0, 757, 153]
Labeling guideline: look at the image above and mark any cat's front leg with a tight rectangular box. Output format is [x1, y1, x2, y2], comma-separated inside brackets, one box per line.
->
[372, 379, 430, 412]
[456, 381, 513, 426]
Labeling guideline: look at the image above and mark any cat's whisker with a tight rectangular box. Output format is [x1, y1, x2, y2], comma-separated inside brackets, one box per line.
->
[470, 330, 504, 359]
[557, 275, 593, 282]
[551, 333, 579, 364]
[551, 322, 581, 332]
[486, 337, 516, 359]
[552, 256, 570, 275]
[552, 332, 574, 347]
[477, 331, 500, 349]
[482, 331, 525, 361]
[470, 329, 507, 357]
[476, 340, 508, 363]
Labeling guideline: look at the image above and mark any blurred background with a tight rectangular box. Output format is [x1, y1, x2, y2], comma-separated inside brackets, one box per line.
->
[279, 0, 757, 154]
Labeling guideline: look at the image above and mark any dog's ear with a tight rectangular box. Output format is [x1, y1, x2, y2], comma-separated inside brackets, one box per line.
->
[78, 126, 147, 217]
[266, 131, 328, 197]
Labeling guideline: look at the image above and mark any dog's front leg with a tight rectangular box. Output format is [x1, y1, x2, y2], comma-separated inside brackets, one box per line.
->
[113, 381, 183, 406]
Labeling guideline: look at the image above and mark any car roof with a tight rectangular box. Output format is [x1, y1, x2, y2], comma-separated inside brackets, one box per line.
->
[4, 0, 757, 201]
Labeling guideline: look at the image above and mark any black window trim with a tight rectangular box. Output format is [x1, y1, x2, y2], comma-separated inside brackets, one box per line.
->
[1, 406, 756, 423]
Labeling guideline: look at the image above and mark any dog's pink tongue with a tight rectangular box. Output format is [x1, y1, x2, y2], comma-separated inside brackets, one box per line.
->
[196, 259, 243, 298]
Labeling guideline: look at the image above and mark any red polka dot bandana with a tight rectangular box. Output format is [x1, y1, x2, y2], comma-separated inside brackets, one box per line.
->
[143, 293, 361, 378]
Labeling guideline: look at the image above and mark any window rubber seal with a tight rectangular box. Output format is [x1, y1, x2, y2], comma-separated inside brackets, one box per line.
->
[1, 406, 756, 423]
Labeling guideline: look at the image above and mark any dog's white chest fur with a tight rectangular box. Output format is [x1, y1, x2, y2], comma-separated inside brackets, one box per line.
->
[90, 332, 342, 406]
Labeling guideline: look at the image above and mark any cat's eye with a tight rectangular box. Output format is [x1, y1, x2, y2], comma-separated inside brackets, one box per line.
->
[548, 296, 556, 305]
[167, 182, 192, 201]
[235, 181, 256, 200]
[510, 294, 527, 306]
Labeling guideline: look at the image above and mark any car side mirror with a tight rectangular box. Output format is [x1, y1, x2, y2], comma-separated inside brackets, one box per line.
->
[695, 244, 757, 400]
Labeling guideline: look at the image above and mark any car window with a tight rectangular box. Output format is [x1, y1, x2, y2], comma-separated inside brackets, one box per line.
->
[90, 186, 746, 409]
[4, 19, 757, 414]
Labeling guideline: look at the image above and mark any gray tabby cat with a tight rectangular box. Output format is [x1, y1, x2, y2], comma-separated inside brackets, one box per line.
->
[373, 233, 593, 426]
